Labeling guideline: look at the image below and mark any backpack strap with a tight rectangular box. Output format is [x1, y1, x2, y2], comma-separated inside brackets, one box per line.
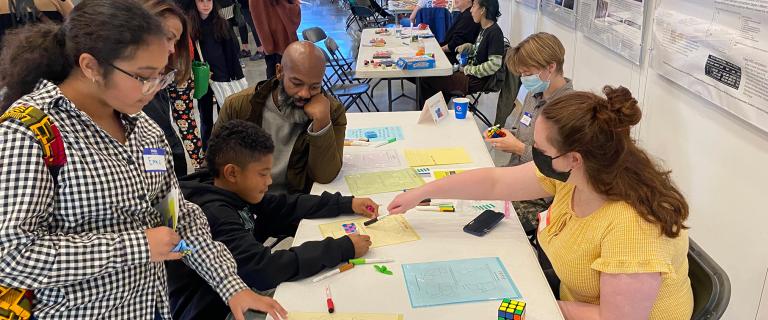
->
[0, 105, 67, 181]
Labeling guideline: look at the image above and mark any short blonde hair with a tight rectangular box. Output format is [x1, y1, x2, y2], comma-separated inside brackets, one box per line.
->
[506, 32, 565, 75]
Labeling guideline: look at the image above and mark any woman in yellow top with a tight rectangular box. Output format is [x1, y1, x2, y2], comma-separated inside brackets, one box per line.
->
[388, 86, 693, 319]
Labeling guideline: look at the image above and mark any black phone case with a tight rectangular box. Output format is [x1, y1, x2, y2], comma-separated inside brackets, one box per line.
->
[463, 210, 504, 237]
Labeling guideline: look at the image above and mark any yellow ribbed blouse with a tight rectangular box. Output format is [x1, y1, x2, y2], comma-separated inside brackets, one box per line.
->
[536, 171, 693, 319]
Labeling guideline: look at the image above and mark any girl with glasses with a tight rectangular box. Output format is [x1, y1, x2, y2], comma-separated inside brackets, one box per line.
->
[0, 0, 287, 318]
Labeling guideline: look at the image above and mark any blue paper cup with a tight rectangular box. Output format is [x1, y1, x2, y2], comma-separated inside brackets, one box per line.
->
[459, 52, 468, 66]
[453, 97, 469, 119]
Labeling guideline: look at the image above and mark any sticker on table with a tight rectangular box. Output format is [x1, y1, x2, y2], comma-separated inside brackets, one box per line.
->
[342, 223, 358, 234]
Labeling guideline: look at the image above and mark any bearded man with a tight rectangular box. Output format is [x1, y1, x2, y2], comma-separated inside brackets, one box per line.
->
[215, 41, 346, 194]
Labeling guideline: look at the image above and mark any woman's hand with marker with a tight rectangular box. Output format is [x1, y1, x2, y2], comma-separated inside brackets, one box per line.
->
[387, 187, 428, 215]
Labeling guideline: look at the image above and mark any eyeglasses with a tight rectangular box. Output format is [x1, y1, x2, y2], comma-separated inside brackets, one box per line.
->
[109, 63, 177, 96]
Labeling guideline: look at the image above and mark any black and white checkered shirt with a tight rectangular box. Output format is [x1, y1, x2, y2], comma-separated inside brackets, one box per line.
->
[0, 81, 247, 319]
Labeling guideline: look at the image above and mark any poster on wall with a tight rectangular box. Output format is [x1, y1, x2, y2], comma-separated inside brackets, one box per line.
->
[651, 0, 768, 133]
[541, 0, 577, 28]
[515, 0, 539, 10]
[576, 0, 644, 64]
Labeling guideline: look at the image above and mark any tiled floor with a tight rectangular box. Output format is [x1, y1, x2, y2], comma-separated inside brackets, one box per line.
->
[240, 0, 511, 165]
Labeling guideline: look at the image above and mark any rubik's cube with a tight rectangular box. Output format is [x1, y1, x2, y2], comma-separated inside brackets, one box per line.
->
[498, 299, 525, 320]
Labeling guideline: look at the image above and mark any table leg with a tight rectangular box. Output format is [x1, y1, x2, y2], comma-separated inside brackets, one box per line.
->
[416, 77, 422, 110]
[387, 79, 393, 112]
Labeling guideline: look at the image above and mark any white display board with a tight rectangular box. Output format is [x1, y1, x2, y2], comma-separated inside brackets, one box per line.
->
[650, 0, 768, 134]
[541, 0, 577, 28]
[515, 0, 539, 10]
[577, 0, 645, 64]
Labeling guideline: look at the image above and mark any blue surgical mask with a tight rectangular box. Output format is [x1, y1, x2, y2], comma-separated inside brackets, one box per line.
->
[521, 71, 550, 94]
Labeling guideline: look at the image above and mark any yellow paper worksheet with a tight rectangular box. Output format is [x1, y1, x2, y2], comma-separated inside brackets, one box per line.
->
[344, 168, 424, 196]
[284, 313, 403, 320]
[404, 147, 471, 167]
[318, 215, 420, 248]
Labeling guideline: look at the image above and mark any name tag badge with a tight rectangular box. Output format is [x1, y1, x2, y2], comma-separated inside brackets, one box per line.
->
[142, 148, 166, 173]
[520, 112, 533, 127]
[537, 208, 551, 233]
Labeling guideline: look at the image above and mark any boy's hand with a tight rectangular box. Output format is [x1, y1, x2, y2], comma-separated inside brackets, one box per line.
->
[351, 198, 379, 218]
[145, 227, 183, 262]
[347, 233, 372, 258]
[228, 289, 287, 320]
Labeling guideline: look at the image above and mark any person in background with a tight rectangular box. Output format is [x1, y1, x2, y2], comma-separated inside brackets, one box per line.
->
[139, 0, 199, 178]
[417, 0, 504, 106]
[0, 0, 74, 44]
[440, 0, 480, 65]
[388, 87, 694, 320]
[249, 0, 300, 79]
[168, 120, 377, 320]
[184, 0, 245, 148]
[0, 0, 287, 319]
[409, 0, 447, 26]
[484, 32, 573, 232]
[215, 41, 346, 194]
[237, 0, 264, 60]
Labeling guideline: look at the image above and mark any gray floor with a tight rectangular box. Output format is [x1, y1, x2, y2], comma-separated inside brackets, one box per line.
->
[239, 0, 512, 166]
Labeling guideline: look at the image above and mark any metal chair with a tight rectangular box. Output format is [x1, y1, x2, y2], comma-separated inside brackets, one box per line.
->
[321, 50, 377, 112]
[301, 27, 328, 44]
[689, 238, 731, 320]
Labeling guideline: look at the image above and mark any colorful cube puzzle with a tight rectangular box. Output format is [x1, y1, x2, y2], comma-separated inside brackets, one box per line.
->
[342, 223, 358, 234]
[498, 299, 526, 320]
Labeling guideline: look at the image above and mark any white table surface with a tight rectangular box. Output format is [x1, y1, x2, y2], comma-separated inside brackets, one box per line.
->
[269, 111, 564, 320]
[354, 28, 454, 79]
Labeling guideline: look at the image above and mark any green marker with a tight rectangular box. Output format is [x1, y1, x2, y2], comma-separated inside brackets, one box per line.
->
[349, 258, 394, 265]
[372, 137, 396, 148]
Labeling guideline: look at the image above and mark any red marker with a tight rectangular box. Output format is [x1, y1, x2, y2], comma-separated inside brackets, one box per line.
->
[325, 285, 335, 313]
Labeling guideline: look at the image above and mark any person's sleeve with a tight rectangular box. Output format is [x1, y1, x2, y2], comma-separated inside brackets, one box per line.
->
[163, 150, 247, 303]
[591, 211, 677, 276]
[0, 120, 150, 289]
[534, 169, 558, 196]
[463, 55, 502, 78]
[306, 96, 346, 184]
[206, 203, 355, 291]
[253, 192, 354, 237]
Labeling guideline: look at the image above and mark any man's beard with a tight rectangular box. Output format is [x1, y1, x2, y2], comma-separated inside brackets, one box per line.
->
[276, 81, 311, 110]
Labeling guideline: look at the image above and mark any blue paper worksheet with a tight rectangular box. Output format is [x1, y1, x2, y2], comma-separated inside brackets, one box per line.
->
[402, 257, 521, 308]
[345, 126, 405, 142]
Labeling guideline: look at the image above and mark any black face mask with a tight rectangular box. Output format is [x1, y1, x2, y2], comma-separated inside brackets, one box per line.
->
[532, 146, 571, 182]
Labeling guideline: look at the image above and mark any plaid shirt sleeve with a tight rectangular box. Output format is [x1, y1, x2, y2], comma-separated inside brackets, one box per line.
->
[157, 149, 248, 303]
[0, 120, 151, 289]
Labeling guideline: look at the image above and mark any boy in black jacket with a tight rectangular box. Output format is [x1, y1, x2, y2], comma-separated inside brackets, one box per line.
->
[167, 120, 377, 320]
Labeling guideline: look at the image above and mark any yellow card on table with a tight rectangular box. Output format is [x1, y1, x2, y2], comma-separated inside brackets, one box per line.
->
[284, 313, 403, 320]
[318, 215, 420, 248]
[404, 147, 471, 167]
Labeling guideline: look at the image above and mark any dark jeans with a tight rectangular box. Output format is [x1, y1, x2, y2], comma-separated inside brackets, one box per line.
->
[265, 54, 283, 79]
[198, 88, 216, 150]
[418, 71, 486, 107]
[238, 0, 261, 47]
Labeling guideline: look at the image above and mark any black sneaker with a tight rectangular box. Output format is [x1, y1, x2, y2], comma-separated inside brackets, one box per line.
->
[249, 52, 265, 61]
[239, 49, 251, 58]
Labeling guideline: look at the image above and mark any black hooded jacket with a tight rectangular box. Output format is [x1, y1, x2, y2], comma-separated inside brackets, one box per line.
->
[166, 169, 356, 320]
